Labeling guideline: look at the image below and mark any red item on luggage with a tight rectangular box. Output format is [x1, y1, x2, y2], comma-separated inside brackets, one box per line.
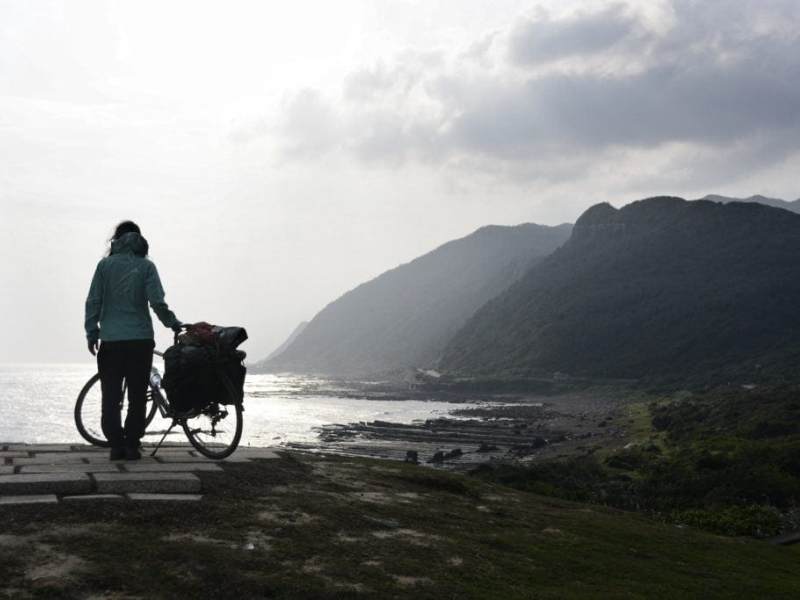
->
[182, 321, 217, 346]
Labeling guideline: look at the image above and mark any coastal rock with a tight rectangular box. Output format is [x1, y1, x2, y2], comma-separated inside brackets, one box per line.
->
[428, 451, 445, 464]
[476, 443, 498, 453]
[428, 449, 462, 464]
[509, 437, 548, 457]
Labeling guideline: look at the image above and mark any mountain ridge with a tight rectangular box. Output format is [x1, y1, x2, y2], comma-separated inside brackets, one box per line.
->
[254, 222, 573, 376]
[255, 321, 308, 366]
[702, 193, 800, 213]
[440, 197, 800, 384]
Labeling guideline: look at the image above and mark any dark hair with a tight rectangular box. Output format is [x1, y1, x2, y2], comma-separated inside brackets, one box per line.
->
[113, 220, 141, 240]
[106, 220, 147, 257]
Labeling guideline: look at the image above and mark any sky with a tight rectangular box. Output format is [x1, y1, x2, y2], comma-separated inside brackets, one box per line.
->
[1, 0, 799, 363]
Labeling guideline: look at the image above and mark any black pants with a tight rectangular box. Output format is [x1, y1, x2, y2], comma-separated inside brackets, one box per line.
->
[97, 339, 155, 448]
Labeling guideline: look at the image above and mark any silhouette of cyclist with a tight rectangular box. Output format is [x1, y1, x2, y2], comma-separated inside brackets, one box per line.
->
[84, 221, 182, 460]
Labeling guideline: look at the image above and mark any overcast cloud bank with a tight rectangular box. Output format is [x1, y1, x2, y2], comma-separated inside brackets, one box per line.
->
[253, 0, 800, 188]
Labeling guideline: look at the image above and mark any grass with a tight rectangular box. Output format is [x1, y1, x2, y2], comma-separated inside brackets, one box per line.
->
[474, 385, 800, 539]
[1, 452, 799, 599]
[625, 401, 664, 446]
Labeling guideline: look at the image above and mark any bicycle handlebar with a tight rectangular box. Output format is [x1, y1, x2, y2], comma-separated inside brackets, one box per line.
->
[152, 324, 192, 358]
[173, 323, 192, 345]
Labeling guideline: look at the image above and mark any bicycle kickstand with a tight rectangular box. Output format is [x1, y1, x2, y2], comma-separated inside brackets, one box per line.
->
[150, 418, 179, 457]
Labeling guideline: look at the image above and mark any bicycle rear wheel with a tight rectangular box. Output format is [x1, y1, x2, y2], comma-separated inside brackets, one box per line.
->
[182, 401, 243, 459]
[74, 374, 158, 447]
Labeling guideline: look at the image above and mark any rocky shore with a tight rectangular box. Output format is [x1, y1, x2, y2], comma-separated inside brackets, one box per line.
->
[289, 389, 635, 469]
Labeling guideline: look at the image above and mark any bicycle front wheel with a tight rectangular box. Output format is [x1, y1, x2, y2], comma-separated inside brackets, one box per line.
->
[74, 374, 159, 447]
[182, 402, 243, 459]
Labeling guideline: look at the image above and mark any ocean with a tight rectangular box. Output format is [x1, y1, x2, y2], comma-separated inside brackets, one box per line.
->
[0, 363, 479, 447]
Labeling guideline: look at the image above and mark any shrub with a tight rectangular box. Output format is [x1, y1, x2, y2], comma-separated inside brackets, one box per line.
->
[672, 505, 782, 538]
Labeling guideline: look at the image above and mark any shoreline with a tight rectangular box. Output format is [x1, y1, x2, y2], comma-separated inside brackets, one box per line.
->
[1, 364, 639, 462]
[291, 389, 635, 469]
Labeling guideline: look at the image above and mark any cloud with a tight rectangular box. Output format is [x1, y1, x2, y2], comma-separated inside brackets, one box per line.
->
[508, 3, 638, 66]
[343, 52, 442, 102]
[278, 89, 343, 158]
[262, 0, 800, 188]
[448, 53, 800, 155]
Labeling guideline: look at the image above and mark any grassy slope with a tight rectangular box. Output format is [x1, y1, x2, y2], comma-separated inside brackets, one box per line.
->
[1, 453, 798, 599]
[473, 386, 800, 539]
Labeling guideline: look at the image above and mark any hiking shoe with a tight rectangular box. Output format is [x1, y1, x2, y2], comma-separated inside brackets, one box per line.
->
[125, 447, 142, 461]
[110, 447, 126, 461]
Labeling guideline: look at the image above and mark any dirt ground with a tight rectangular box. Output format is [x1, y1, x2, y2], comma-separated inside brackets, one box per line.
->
[1, 451, 799, 599]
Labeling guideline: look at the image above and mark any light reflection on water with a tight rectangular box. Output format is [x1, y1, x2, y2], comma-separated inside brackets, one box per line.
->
[0, 364, 482, 446]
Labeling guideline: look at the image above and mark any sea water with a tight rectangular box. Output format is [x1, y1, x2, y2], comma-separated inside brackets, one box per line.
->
[0, 363, 480, 446]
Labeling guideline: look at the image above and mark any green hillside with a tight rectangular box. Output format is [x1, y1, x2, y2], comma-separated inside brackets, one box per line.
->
[441, 197, 800, 385]
[475, 384, 800, 538]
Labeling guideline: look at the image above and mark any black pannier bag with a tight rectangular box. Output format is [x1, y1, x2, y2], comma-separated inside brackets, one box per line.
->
[162, 324, 248, 413]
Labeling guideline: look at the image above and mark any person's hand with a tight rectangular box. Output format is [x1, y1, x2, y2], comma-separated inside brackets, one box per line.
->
[88, 340, 99, 356]
[171, 323, 184, 334]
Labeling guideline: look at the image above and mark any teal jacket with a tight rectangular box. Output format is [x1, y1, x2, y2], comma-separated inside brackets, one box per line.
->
[84, 232, 181, 343]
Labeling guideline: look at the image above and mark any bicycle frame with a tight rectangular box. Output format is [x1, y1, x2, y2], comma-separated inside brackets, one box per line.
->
[76, 330, 243, 459]
[149, 350, 170, 416]
[147, 349, 184, 456]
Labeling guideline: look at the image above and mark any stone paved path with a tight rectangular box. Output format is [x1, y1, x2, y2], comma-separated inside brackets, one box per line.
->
[0, 443, 279, 504]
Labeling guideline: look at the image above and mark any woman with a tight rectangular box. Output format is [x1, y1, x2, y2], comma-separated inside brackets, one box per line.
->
[84, 221, 182, 460]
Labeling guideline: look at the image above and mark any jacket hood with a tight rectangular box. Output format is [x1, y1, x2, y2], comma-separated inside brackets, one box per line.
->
[111, 232, 149, 257]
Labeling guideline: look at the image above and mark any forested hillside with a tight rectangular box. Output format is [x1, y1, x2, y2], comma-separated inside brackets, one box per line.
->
[441, 197, 800, 384]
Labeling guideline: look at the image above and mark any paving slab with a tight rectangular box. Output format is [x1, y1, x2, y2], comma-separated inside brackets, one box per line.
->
[85, 456, 160, 464]
[142, 443, 194, 449]
[0, 473, 92, 496]
[12, 452, 102, 465]
[153, 454, 210, 462]
[219, 455, 253, 463]
[123, 462, 223, 473]
[12, 457, 88, 466]
[0, 494, 59, 505]
[62, 494, 125, 502]
[146, 449, 195, 456]
[158, 455, 251, 463]
[20, 464, 121, 474]
[6, 444, 75, 453]
[127, 493, 203, 501]
[93, 472, 201, 494]
[0, 452, 31, 459]
[236, 448, 281, 459]
[70, 444, 107, 451]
